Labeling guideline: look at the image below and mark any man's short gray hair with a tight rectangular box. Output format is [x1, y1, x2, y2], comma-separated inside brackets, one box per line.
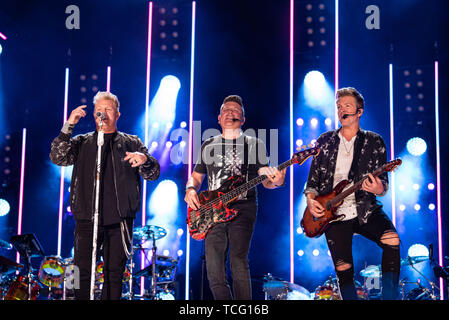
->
[93, 91, 120, 111]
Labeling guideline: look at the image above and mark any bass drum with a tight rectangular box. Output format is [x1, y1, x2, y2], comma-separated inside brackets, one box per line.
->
[5, 275, 40, 300]
[314, 278, 368, 300]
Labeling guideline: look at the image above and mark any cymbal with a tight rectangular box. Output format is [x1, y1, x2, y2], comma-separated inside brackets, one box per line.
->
[0, 239, 13, 250]
[133, 225, 167, 242]
[401, 256, 429, 266]
[360, 265, 381, 278]
[0, 255, 24, 275]
[263, 280, 311, 300]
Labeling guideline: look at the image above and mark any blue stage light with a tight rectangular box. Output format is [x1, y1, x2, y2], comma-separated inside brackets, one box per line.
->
[149, 179, 178, 216]
[406, 137, 427, 156]
[0, 199, 10, 216]
[302, 70, 334, 118]
[304, 71, 325, 89]
[407, 243, 429, 258]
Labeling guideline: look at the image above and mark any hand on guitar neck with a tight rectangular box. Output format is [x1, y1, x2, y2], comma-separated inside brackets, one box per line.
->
[361, 173, 384, 195]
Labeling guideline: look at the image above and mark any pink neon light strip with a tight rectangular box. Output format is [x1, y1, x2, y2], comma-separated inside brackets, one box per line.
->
[16, 128, 27, 264]
[388, 64, 396, 226]
[434, 61, 444, 300]
[57, 68, 70, 256]
[106, 66, 111, 92]
[334, 0, 339, 129]
[140, 1, 153, 296]
[289, 0, 294, 284]
[0, 32, 6, 40]
[185, 1, 196, 300]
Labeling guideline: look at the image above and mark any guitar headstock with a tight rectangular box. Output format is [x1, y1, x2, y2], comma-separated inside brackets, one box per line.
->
[385, 158, 402, 172]
[292, 142, 320, 165]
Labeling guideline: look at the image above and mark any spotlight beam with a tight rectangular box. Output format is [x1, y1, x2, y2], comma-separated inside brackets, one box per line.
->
[57, 68, 70, 256]
[334, 0, 339, 129]
[185, 0, 196, 300]
[434, 61, 443, 300]
[289, 0, 295, 284]
[389, 63, 396, 227]
[140, 1, 154, 297]
[16, 129, 27, 264]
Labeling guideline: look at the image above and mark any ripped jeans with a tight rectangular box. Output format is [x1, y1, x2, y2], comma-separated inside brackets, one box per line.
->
[325, 210, 401, 300]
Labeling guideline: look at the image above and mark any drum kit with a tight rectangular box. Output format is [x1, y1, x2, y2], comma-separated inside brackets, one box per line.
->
[0, 225, 179, 300]
[358, 255, 440, 300]
[263, 253, 442, 301]
[262, 273, 313, 300]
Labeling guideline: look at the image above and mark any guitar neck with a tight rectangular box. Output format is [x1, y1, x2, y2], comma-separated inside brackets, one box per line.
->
[330, 165, 386, 207]
[221, 159, 294, 203]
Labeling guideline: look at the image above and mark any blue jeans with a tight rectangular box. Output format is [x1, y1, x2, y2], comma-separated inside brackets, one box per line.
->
[205, 201, 257, 300]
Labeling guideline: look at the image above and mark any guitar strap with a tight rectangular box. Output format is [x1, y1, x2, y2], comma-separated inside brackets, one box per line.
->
[241, 135, 250, 199]
[242, 135, 249, 182]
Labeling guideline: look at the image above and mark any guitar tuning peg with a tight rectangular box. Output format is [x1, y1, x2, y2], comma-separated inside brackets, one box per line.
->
[307, 144, 312, 148]
[296, 146, 302, 152]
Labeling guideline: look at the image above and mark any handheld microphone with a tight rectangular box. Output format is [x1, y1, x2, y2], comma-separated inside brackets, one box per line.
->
[96, 112, 107, 120]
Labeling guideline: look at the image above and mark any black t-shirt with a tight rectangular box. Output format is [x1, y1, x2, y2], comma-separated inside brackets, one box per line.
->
[193, 134, 269, 204]
[100, 132, 120, 226]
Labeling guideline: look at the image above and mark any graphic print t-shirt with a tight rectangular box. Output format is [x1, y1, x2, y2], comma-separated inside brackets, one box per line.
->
[193, 134, 269, 204]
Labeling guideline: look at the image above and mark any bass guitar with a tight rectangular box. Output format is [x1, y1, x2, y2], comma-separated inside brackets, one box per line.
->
[300, 158, 402, 238]
[187, 145, 320, 240]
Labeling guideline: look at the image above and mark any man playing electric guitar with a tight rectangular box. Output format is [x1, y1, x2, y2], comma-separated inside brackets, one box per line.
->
[304, 87, 401, 300]
[184, 95, 286, 300]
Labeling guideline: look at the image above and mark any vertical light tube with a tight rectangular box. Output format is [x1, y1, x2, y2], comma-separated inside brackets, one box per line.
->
[16, 128, 27, 264]
[334, 0, 339, 129]
[185, 1, 196, 300]
[388, 64, 396, 226]
[106, 66, 111, 92]
[434, 61, 443, 300]
[289, 0, 294, 284]
[57, 68, 70, 256]
[140, 1, 153, 297]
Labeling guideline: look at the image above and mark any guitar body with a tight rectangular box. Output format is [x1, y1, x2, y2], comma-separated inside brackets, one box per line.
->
[187, 176, 244, 240]
[300, 180, 349, 238]
[186, 144, 322, 241]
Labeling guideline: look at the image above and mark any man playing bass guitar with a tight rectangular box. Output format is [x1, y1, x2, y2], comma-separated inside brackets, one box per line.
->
[184, 95, 286, 300]
[304, 87, 401, 300]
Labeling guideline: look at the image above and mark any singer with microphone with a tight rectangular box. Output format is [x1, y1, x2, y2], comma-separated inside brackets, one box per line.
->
[50, 91, 160, 300]
[304, 87, 401, 299]
[184, 95, 286, 300]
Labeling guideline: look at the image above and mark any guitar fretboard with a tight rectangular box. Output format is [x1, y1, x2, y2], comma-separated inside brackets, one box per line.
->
[329, 165, 387, 207]
[220, 158, 295, 204]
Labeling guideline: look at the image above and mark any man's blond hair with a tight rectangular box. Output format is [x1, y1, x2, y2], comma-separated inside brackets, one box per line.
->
[93, 91, 120, 111]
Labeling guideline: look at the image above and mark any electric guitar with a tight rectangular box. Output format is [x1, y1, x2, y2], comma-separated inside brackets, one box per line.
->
[300, 158, 402, 238]
[187, 145, 320, 240]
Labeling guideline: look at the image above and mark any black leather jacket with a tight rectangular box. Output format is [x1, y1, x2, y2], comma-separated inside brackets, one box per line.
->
[50, 125, 160, 221]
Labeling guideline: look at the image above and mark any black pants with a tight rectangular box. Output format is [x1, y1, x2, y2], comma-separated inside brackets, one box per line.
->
[74, 219, 133, 300]
[325, 210, 400, 300]
[205, 201, 257, 300]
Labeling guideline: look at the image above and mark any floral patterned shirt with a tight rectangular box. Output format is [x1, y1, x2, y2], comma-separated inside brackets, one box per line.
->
[305, 128, 389, 224]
